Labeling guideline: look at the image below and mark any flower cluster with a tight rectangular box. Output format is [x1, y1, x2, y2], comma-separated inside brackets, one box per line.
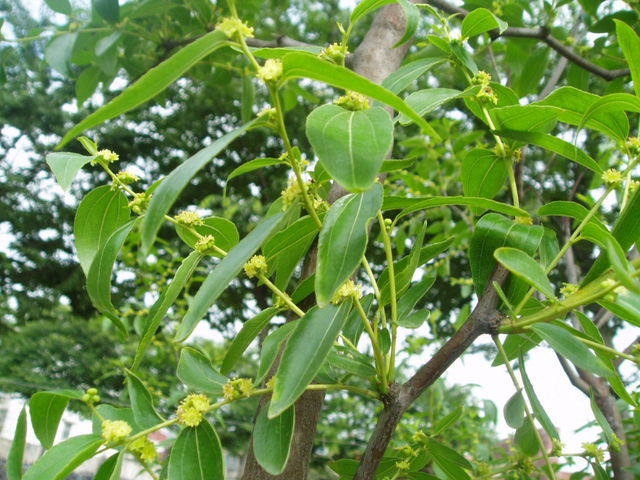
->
[222, 377, 254, 401]
[274, 292, 292, 310]
[412, 430, 428, 444]
[215, 17, 254, 39]
[472, 71, 498, 106]
[244, 255, 268, 278]
[610, 433, 625, 453]
[331, 280, 362, 305]
[334, 91, 370, 111]
[177, 393, 211, 427]
[130, 436, 158, 463]
[101, 420, 132, 444]
[115, 170, 140, 185]
[319, 43, 347, 63]
[281, 179, 309, 209]
[395, 459, 411, 471]
[582, 442, 605, 464]
[602, 168, 624, 189]
[627, 136, 640, 156]
[82, 387, 100, 404]
[514, 216, 533, 225]
[256, 59, 283, 83]
[266, 376, 276, 389]
[560, 283, 579, 297]
[176, 210, 204, 227]
[129, 192, 152, 214]
[195, 234, 216, 253]
[94, 149, 119, 165]
[552, 438, 566, 455]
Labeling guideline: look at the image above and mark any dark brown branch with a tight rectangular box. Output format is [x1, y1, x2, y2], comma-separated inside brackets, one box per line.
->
[353, 264, 509, 480]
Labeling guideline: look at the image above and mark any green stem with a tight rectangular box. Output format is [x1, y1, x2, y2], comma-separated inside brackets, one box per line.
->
[88, 403, 105, 422]
[577, 337, 640, 365]
[354, 298, 389, 394]
[339, 334, 358, 350]
[493, 335, 557, 480]
[258, 274, 306, 317]
[377, 212, 398, 382]
[505, 158, 520, 210]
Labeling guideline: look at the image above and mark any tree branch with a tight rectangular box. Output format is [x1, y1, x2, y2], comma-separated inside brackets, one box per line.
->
[555, 352, 590, 395]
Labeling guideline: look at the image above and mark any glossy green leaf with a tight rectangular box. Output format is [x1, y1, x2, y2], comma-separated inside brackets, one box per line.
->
[350, 0, 396, 24]
[23, 435, 104, 480]
[175, 216, 239, 258]
[76, 65, 102, 105]
[45, 32, 77, 78]
[125, 369, 165, 429]
[396, 272, 437, 322]
[393, 0, 420, 48]
[598, 295, 640, 328]
[177, 347, 228, 395]
[379, 326, 392, 355]
[518, 350, 560, 441]
[307, 105, 392, 192]
[264, 215, 319, 291]
[248, 46, 323, 59]
[591, 462, 609, 480]
[433, 405, 464, 436]
[316, 183, 383, 307]
[7, 405, 26, 480]
[530, 323, 614, 377]
[577, 93, 640, 140]
[492, 130, 602, 174]
[615, 20, 640, 98]
[424, 437, 472, 480]
[30, 392, 73, 449]
[606, 239, 639, 294]
[255, 321, 299, 386]
[87, 218, 138, 338]
[132, 251, 205, 371]
[58, 30, 228, 148]
[291, 274, 315, 304]
[224, 157, 287, 197]
[168, 419, 224, 480]
[539, 228, 560, 270]
[45, 0, 72, 14]
[461, 149, 507, 214]
[93, 454, 118, 480]
[450, 43, 478, 75]
[398, 86, 481, 126]
[253, 402, 295, 475]
[95, 29, 122, 57]
[504, 391, 526, 429]
[270, 301, 352, 418]
[396, 309, 430, 328]
[94, 0, 119, 23]
[174, 211, 288, 342]
[327, 349, 378, 377]
[427, 34, 452, 53]
[46, 152, 96, 192]
[494, 247, 555, 300]
[491, 105, 561, 134]
[536, 86, 629, 142]
[282, 53, 439, 139]
[469, 214, 543, 299]
[514, 418, 539, 456]
[461, 8, 508, 38]
[380, 157, 418, 173]
[516, 47, 550, 97]
[590, 388, 616, 445]
[538, 201, 607, 231]
[75, 185, 130, 275]
[381, 58, 447, 95]
[221, 307, 279, 375]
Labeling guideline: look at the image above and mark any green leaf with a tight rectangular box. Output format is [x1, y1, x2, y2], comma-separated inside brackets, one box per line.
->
[125, 369, 165, 429]
[577, 93, 640, 141]
[494, 247, 555, 300]
[398, 86, 481, 126]
[30, 393, 72, 449]
[514, 418, 539, 456]
[591, 462, 609, 480]
[45, 0, 72, 15]
[177, 347, 228, 395]
[396, 272, 437, 322]
[46, 152, 96, 192]
[255, 322, 298, 386]
[7, 405, 27, 480]
[175, 216, 239, 258]
[87, 218, 138, 338]
[490, 105, 561, 134]
[350, 0, 397, 25]
[108, 450, 125, 480]
[93, 454, 118, 480]
[468, 214, 543, 298]
[461, 8, 508, 38]
[381, 58, 447, 95]
[615, 20, 640, 98]
[76, 65, 103, 105]
[386, 196, 529, 222]
[590, 387, 616, 445]
[516, 47, 550, 97]
[253, 402, 295, 475]
[396, 309, 430, 328]
[45, 32, 77, 78]
[221, 307, 279, 375]
[393, 0, 420, 48]
[168, 419, 224, 480]
[536, 86, 629, 142]
[316, 183, 383, 307]
[264, 215, 320, 291]
[450, 43, 478, 75]
[461, 149, 507, 214]
[93, 0, 119, 24]
[492, 130, 602, 174]
[539, 228, 560, 270]
[248, 46, 323, 59]
[132, 251, 205, 371]
[270, 301, 352, 418]
[380, 157, 418, 173]
[433, 405, 464, 436]
[327, 348, 378, 377]
[379, 326, 392, 355]
[538, 201, 607, 231]
[424, 437, 472, 480]
[224, 157, 287, 198]
[530, 323, 614, 377]
[518, 349, 560, 441]
[95, 29, 123, 57]
[173, 211, 288, 342]
[291, 274, 315, 304]
[306, 105, 393, 192]
[142, 118, 255, 255]
[504, 391, 526, 429]
[282, 53, 440, 139]
[599, 295, 640, 328]
[23, 435, 104, 480]
[58, 30, 228, 148]
[75, 186, 130, 275]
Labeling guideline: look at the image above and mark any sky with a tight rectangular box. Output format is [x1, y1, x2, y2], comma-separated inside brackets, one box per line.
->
[5, 0, 639, 475]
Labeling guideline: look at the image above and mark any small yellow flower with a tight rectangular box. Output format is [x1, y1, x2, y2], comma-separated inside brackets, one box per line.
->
[281, 179, 308, 209]
[244, 255, 268, 278]
[175, 211, 204, 227]
[95, 149, 119, 164]
[334, 91, 370, 111]
[181, 407, 203, 427]
[614, 285, 630, 296]
[256, 59, 283, 83]
[115, 170, 140, 185]
[319, 43, 347, 62]
[222, 382, 237, 401]
[610, 433, 625, 453]
[190, 394, 210, 412]
[601, 278, 617, 289]
[395, 460, 411, 471]
[331, 280, 362, 305]
[553, 438, 566, 455]
[130, 436, 158, 463]
[602, 168, 624, 189]
[176, 394, 210, 427]
[629, 179, 640, 192]
[514, 216, 533, 225]
[413, 430, 428, 444]
[238, 378, 254, 397]
[215, 17, 254, 39]
[266, 376, 276, 389]
[101, 420, 132, 443]
[472, 70, 492, 87]
[582, 442, 605, 464]
[627, 136, 640, 156]
[560, 283, 579, 297]
[274, 293, 292, 310]
[128, 192, 152, 214]
[195, 234, 216, 253]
